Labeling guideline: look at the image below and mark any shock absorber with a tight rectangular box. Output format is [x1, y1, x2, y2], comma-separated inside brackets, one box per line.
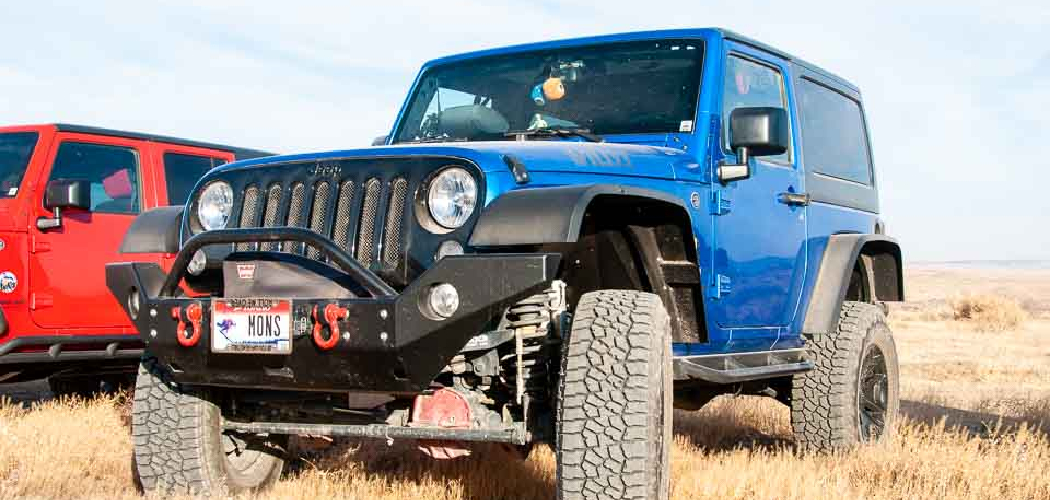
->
[500, 281, 568, 409]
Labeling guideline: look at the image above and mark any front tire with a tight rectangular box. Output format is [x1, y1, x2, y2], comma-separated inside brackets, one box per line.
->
[556, 290, 672, 500]
[131, 356, 285, 494]
[791, 301, 900, 451]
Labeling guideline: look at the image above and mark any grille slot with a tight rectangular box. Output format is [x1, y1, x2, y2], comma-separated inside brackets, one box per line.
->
[285, 183, 307, 254]
[236, 186, 260, 252]
[259, 183, 283, 252]
[383, 178, 408, 266]
[306, 181, 331, 260]
[356, 179, 382, 267]
[331, 180, 356, 253]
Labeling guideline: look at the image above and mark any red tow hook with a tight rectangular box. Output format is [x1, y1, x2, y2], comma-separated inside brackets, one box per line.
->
[312, 303, 349, 350]
[172, 302, 203, 347]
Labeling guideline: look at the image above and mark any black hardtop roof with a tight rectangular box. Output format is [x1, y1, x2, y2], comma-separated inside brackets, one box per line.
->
[54, 123, 274, 160]
[716, 28, 860, 93]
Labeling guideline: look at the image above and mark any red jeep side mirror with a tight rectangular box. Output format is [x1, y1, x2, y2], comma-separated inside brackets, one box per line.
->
[38, 179, 91, 230]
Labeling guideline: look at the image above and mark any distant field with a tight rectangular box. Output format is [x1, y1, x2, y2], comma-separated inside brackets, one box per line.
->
[1, 264, 1048, 500]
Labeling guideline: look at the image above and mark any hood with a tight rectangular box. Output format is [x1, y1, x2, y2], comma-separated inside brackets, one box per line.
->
[217, 140, 700, 181]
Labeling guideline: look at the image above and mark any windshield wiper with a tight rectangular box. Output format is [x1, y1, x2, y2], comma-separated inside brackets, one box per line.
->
[505, 128, 604, 143]
[401, 135, 469, 144]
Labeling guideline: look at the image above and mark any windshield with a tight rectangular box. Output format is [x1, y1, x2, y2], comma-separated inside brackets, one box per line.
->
[0, 132, 39, 197]
[394, 39, 704, 143]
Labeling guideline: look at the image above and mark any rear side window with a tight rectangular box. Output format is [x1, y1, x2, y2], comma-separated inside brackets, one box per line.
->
[50, 142, 140, 214]
[163, 153, 227, 205]
[0, 132, 39, 197]
[798, 79, 873, 184]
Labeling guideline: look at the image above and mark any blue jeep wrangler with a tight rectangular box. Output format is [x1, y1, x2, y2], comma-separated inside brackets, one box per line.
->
[107, 28, 903, 499]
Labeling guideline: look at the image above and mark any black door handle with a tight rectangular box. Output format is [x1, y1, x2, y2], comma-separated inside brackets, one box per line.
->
[778, 192, 810, 206]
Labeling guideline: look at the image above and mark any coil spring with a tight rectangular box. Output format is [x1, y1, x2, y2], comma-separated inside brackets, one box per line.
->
[500, 294, 558, 405]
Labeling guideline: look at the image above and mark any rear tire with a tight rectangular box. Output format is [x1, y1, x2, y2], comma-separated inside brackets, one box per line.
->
[131, 355, 285, 494]
[791, 301, 900, 451]
[556, 290, 672, 500]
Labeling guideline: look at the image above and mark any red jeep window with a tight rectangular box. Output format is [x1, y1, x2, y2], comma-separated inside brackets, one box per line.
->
[50, 142, 141, 214]
[163, 152, 227, 205]
[0, 132, 39, 197]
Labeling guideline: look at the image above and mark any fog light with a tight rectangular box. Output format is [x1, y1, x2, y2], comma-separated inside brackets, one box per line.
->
[435, 240, 464, 261]
[428, 283, 459, 319]
[127, 287, 141, 320]
[187, 249, 207, 276]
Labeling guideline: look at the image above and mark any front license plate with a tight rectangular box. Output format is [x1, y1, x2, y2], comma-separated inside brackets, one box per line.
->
[211, 298, 293, 354]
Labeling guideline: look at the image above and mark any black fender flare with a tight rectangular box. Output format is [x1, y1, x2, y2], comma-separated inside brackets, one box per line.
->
[468, 184, 688, 246]
[119, 206, 184, 254]
[801, 234, 904, 336]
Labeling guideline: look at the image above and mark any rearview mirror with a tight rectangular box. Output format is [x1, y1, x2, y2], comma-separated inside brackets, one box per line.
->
[371, 134, 389, 146]
[718, 107, 790, 183]
[38, 179, 91, 230]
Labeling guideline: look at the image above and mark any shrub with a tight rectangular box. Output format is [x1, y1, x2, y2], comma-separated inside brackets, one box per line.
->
[951, 294, 1028, 332]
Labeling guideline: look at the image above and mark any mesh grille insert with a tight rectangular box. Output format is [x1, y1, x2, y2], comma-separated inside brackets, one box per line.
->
[236, 186, 260, 252]
[259, 183, 283, 252]
[285, 183, 307, 254]
[383, 178, 408, 266]
[356, 178, 382, 267]
[331, 181, 355, 253]
[306, 181, 331, 260]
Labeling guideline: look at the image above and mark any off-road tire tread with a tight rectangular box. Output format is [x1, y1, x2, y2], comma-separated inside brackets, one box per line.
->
[557, 290, 671, 500]
[131, 355, 223, 494]
[791, 301, 898, 451]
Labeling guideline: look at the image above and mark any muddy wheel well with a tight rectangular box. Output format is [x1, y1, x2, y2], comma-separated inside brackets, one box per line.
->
[844, 242, 904, 303]
[547, 195, 707, 344]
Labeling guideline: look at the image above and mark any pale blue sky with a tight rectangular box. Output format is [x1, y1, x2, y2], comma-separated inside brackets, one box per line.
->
[1, 1, 1047, 261]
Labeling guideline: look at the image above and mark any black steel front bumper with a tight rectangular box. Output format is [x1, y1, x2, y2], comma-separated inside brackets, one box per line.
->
[105, 227, 559, 394]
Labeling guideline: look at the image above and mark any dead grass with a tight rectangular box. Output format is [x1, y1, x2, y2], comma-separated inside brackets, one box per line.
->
[950, 294, 1029, 332]
[2, 396, 1049, 500]
[1, 264, 1048, 500]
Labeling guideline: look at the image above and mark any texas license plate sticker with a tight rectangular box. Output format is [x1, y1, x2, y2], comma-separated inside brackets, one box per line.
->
[211, 298, 292, 354]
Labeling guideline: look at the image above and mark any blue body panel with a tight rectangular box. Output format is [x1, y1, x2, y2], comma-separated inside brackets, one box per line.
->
[215, 28, 878, 359]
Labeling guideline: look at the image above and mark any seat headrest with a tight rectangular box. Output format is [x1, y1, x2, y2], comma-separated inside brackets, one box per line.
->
[103, 169, 132, 199]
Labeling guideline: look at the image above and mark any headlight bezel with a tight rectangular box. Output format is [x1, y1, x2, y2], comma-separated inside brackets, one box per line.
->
[417, 166, 478, 233]
[195, 180, 234, 232]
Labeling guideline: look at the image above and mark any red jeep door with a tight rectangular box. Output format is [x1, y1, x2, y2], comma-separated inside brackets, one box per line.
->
[28, 133, 158, 330]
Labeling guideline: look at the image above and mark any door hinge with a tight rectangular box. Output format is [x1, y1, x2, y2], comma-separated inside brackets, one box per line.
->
[30, 237, 51, 253]
[31, 293, 54, 310]
[710, 191, 731, 215]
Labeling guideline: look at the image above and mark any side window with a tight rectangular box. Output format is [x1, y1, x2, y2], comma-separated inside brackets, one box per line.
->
[163, 153, 227, 205]
[49, 142, 140, 214]
[723, 54, 791, 164]
[798, 79, 873, 185]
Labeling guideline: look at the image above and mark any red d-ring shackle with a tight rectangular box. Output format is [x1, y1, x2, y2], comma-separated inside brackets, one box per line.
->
[172, 302, 203, 347]
[312, 303, 349, 350]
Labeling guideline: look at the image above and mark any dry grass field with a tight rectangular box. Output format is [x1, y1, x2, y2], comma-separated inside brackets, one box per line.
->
[1, 263, 1048, 500]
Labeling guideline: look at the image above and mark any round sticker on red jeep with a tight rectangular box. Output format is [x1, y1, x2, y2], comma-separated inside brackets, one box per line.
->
[0, 272, 17, 294]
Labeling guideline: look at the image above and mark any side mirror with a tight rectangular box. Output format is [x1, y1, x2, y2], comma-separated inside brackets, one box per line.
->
[38, 179, 91, 230]
[718, 107, 790, 183]
[371, 134, 389, 146]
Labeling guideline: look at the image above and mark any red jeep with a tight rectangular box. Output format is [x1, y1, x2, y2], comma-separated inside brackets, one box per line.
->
[0, 124, 270, 395]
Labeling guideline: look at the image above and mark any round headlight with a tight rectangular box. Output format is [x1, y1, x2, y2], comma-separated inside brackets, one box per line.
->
[427, 168, 477, 229]
[197, 181, 234, 231]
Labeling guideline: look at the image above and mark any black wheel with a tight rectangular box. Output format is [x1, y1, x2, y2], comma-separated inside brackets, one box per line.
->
[791, 301, 900, 451]
[131, 355, 286, 494]
[48, 376, 102, 399]
[556, 290, 672, 500]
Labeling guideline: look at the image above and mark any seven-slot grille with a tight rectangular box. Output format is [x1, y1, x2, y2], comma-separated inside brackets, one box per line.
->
[230, 175, 411, 270]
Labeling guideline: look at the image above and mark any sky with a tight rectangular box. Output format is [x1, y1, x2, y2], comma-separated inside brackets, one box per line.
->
[1, 1, 1047, 261]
